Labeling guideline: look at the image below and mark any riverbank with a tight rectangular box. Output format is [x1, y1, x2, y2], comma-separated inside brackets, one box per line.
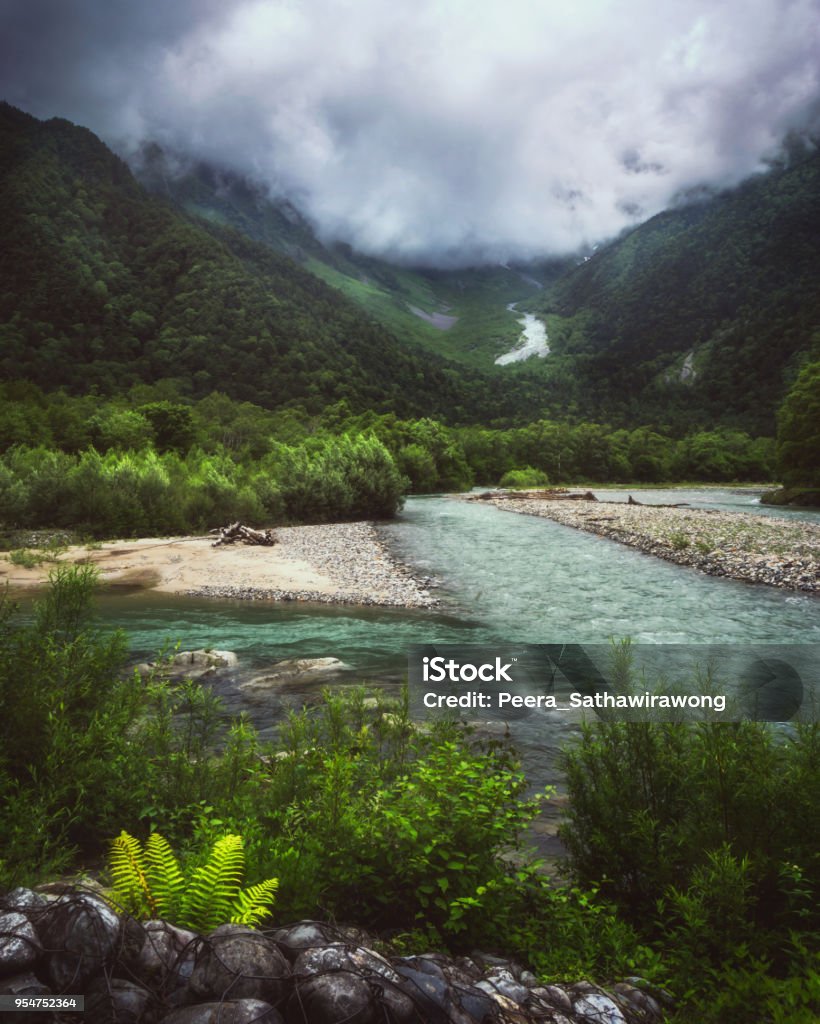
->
[471, 493, 820, 594]
[0, 521, 439, 608]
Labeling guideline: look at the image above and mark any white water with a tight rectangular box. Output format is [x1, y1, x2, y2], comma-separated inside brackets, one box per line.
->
[495, 302, 550, 365]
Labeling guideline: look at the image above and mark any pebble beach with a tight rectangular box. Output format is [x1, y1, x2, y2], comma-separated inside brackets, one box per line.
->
[0, 521, 439, 608]
[474, 494, 820, 594]
[187, 521, 439, 607]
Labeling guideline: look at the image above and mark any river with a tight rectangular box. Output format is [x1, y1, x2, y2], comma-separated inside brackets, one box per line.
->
[83, 489, 820, 857]
[98, 491, 820, 665]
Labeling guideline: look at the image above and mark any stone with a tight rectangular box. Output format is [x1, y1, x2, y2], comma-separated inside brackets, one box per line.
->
[476, 966, 529, 1005]
[0, 971, 52, 1024]
[0, 912, 41, 976]
[0, 970, 51, 997]
[160, 1000, 284, 1024]
[241, 658, 347, 696]
[392, 959, 455, 1024]
[293, 943, 398, 983]
[531, 985, 573, 1014]
[37, 892, 122, 989]
[84, 977, 153, 1023]
[377, 984, 418, 1023]
[128, 919, 199, 986]
[1, 890, 47, 915]
[285, 971, 377, 1024]
[173, 649, 238, 669]
[190, 924, 290, 1004]
[270, 921, 343, 960]
[612, 982, 663, 1020]
[573, 992, 628, 1024]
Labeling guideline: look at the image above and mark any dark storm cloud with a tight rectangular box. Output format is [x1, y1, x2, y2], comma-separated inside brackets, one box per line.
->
[2, 0, 819, 265]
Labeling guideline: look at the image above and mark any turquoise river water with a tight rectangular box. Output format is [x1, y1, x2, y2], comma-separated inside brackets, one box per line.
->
[96, 489, 820, 670]
[83, 489, 820, 858]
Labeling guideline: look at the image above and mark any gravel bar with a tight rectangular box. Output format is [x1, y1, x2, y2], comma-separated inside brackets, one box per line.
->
[187, 521, 440, 608]
[477, 496, 820, 594]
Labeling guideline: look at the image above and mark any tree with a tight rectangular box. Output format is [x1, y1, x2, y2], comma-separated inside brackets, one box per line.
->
[139, 401, 195, 453]
[776, 360, 820, 486]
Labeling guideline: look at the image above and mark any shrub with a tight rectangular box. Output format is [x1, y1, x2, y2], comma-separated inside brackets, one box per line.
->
[499, 466, 550, 488]
[559, 674, 820, 1008]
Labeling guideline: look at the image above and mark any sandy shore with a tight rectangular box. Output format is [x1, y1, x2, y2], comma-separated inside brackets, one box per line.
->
[473, 494, 820, 594]
[0, 522, 439, 608]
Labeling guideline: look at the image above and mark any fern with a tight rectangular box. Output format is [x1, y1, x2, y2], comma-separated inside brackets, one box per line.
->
[106, 830, 278, 933]
[109, 830, 157, 918]
[144, 832, 185, 920]
[181, 834, 245, 933]
[232, 878, 280, 927]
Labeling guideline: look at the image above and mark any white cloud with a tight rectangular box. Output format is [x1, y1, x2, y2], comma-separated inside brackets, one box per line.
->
[3, 0, 819, 264]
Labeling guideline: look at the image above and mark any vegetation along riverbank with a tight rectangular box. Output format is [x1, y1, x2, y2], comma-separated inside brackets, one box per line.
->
[472, 492, 820, 594]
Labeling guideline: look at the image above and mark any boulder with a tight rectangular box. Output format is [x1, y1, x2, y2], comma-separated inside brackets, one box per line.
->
[241, 658, 347, 696]
[285, 971, 377, 1024]
[37, 892, 122, 989]
[190, 924, 290, 1004]
[530, 985, 573, 1014]
[136, 650, 239, 680]
[128, 919, 199, 986]
[160, 1000, 284, 1024]
[1, 889, 47, 915]
[0, 971, 52, 1024]
[0, 912, 41, 976]
[84, 977, 154, 1023]
[293, 944, 398, 983]
[573, 991, 628, 1024]
[476, 966, 530, 1006]
[0, 970, 51, 997]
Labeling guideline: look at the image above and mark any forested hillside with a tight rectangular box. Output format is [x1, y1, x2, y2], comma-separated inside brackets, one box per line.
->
[537, 140, 820, 433]
[0, 104, 543, 422]
[135, 144, 571, 370]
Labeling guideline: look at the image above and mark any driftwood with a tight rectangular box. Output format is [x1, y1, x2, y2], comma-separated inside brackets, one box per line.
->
[627, 494, 691, 508]
[210, 522, 276, 547]
[472, 488, 598, 502]
[504, 489, 598, 502]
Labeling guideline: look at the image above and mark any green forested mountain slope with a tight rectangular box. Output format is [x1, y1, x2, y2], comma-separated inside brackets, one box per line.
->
[537, 143, 820, 433]
[0, 103, 544, 421]
[135, 147, 571, 369]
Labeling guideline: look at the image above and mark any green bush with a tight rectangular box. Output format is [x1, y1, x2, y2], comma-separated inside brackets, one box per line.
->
[0, 567, 263, 886]
[559, 661, 820, 1016]
[0, 566, 145, 883]
[499, 466, 550, 488]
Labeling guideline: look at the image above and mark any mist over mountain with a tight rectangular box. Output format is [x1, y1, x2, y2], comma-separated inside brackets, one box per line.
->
[2, 0, 819, 267]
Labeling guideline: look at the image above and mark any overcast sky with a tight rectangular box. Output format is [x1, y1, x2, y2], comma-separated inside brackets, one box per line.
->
[2, 0, 819, 265]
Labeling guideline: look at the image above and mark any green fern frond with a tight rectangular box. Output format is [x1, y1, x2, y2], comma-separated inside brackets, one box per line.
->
[181, 834, 244, 932]
[144, 832, 185, 919]
[109, 831, 157, 917]
[230, 877, 279, 926]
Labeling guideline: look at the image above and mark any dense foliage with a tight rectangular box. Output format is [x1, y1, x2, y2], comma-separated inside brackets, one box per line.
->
[561, 723, 819, 1020]
[0, 436, 404, 536]
[0, 385, 776, 538]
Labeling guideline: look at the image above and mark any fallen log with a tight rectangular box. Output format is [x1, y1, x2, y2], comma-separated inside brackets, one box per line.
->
[210, 522, 276, 547]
